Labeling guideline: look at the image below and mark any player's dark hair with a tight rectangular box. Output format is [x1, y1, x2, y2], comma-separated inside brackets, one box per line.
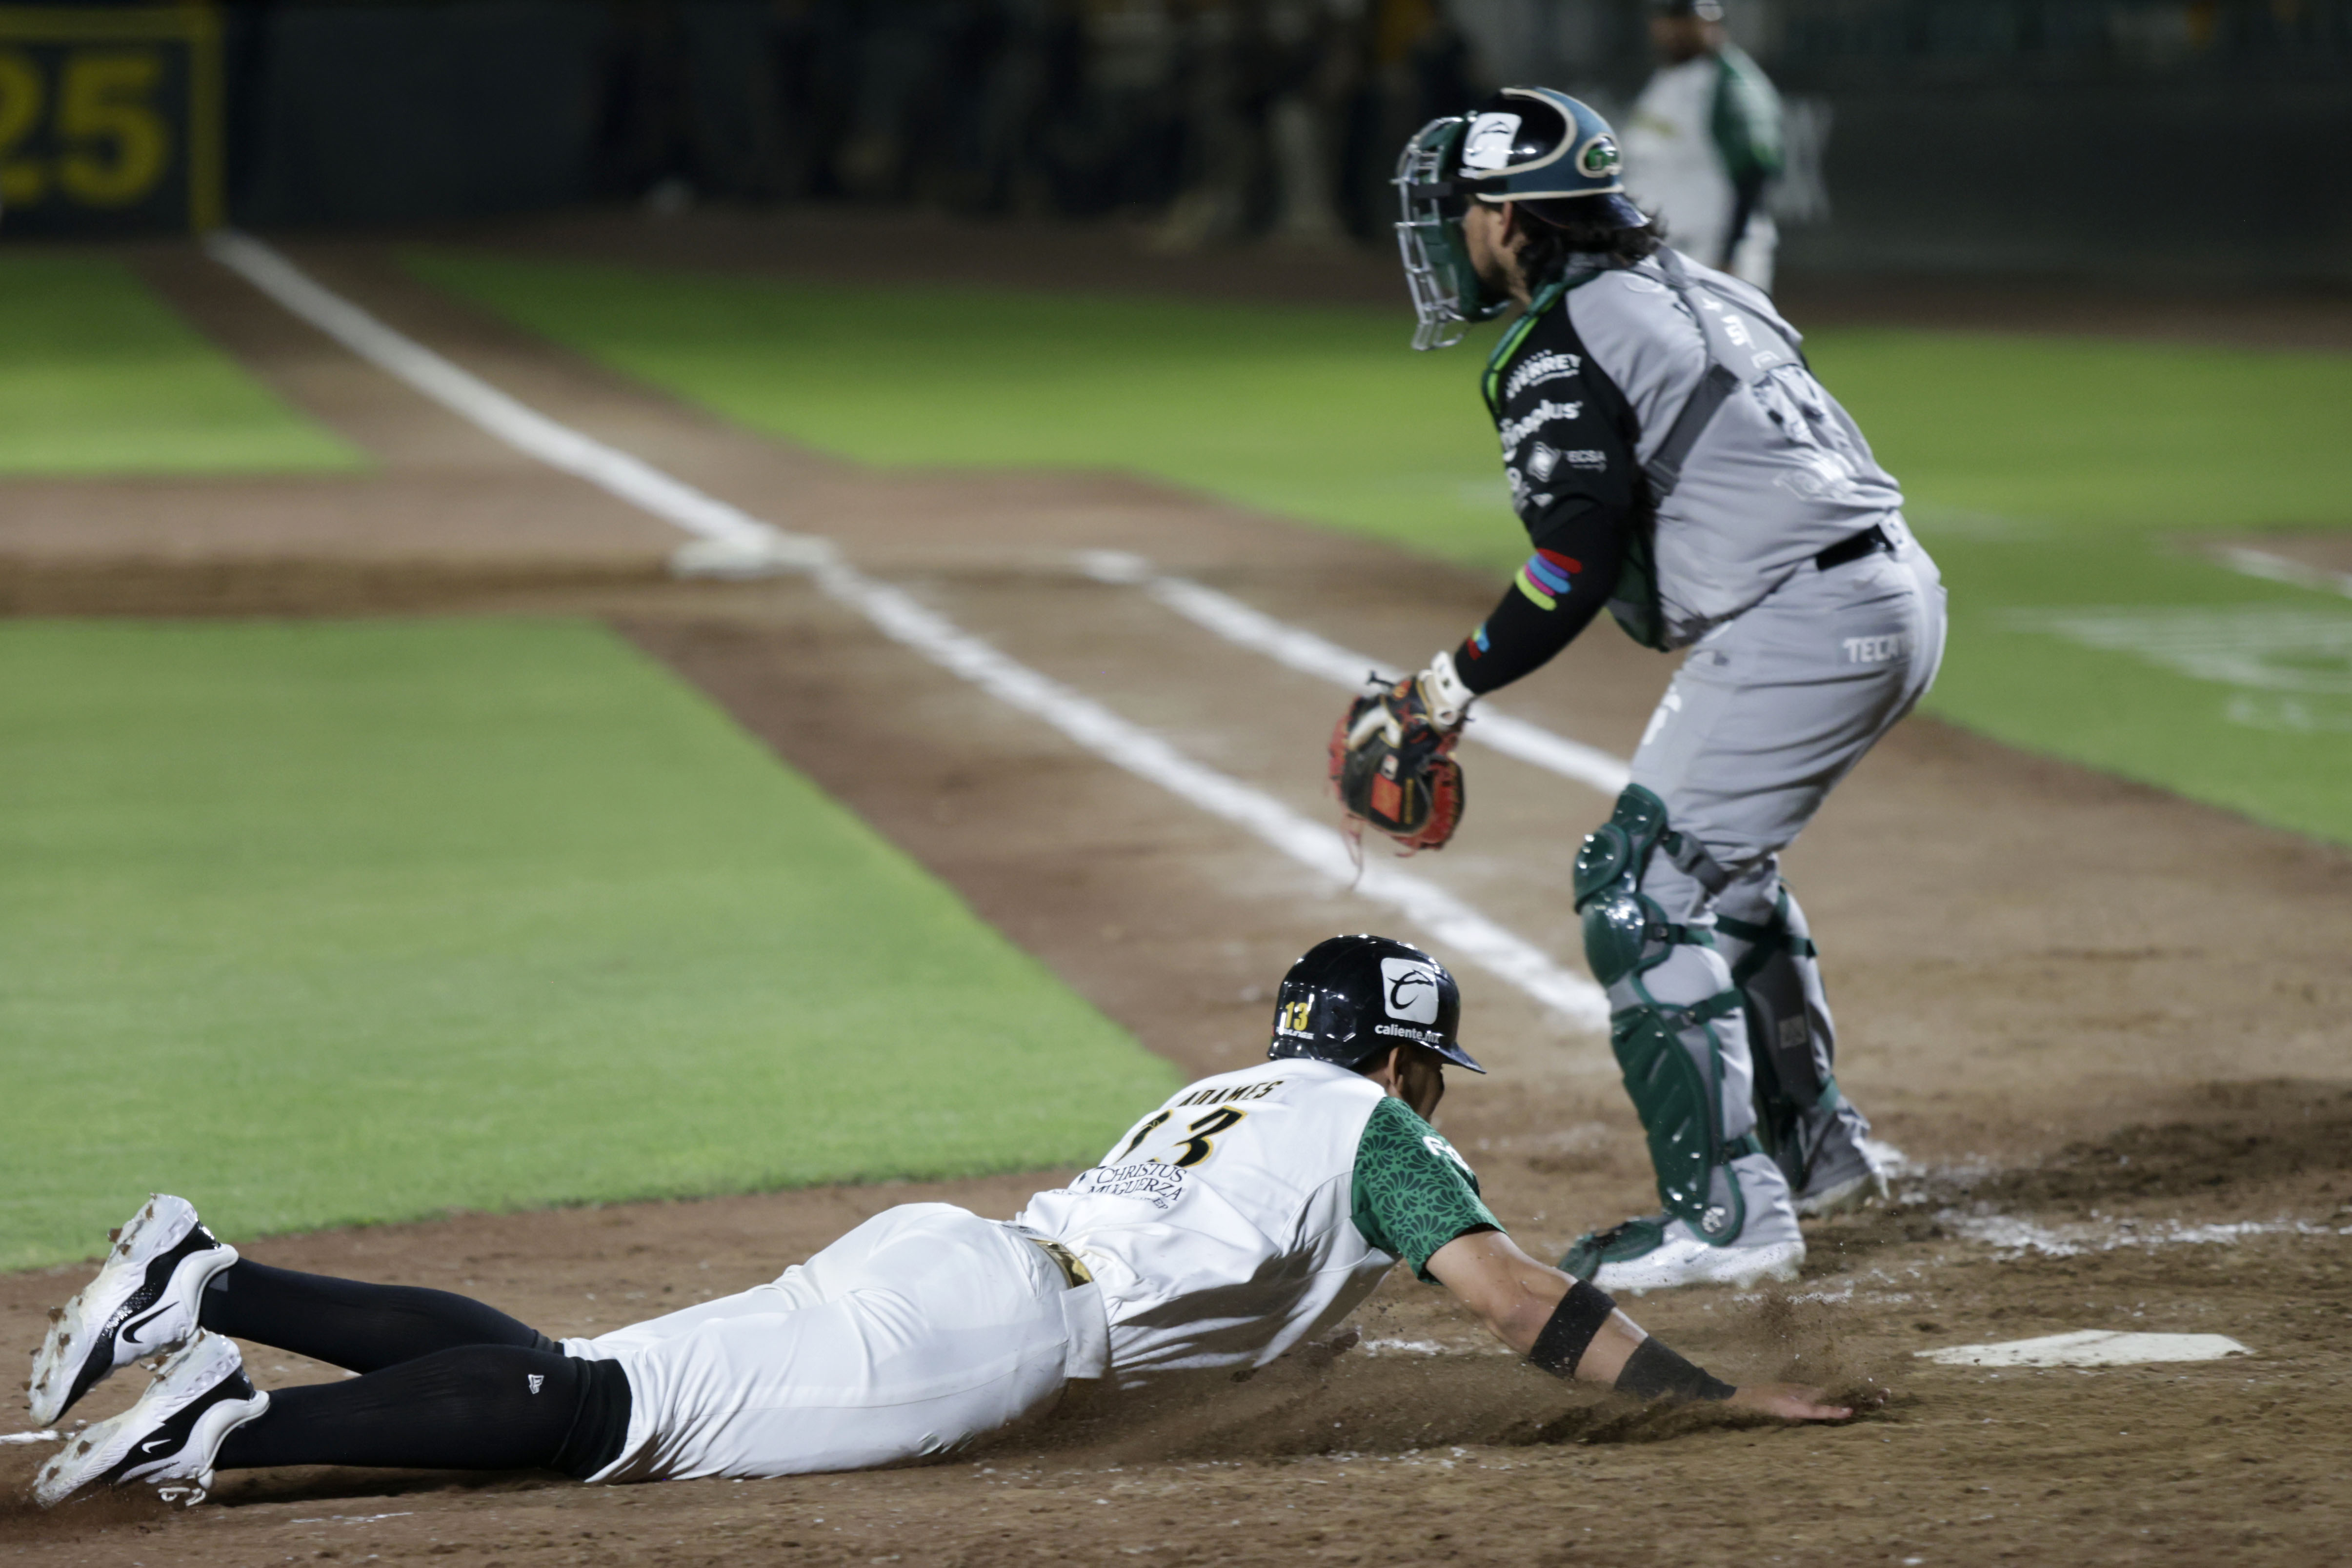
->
[1512, 198, 1664, 284]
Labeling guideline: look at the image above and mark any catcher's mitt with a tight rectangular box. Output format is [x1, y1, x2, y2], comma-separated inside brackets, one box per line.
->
[1328, 672, 1465, 855]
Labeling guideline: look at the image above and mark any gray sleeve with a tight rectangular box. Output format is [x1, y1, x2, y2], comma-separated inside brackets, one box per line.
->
[1562, 267, 1713, 470]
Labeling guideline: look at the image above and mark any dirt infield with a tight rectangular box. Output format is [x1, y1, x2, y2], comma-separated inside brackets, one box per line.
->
[5, 221, 2350, 1565]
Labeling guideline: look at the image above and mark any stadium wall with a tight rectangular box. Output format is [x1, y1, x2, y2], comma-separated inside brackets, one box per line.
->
[9, 0, 2342, 284]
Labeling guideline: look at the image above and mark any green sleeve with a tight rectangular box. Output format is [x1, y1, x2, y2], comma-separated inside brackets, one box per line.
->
[1709, 46, 1785, 186]
[1349, 1096, 1502, 1282]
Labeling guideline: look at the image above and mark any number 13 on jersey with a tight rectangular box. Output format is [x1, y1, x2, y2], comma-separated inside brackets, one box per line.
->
[1112, 1106, 1248, 1170]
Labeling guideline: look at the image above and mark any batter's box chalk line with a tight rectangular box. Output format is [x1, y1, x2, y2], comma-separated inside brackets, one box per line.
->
[1936, 1209, 2351, 1260]
[1999, 603, 2352, 696]
[204, 234, 1614, 1032]
[2216, 544, 2352, 603]
[0, 1430, 59, 1445]
[1917, 1330, 2251, 1368]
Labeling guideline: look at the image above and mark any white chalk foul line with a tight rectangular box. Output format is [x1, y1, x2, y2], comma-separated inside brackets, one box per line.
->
[2216, 544, 2352, 601]
[204, 231, 829, 578]
[1075, 550, 1631, 799]
[210, 232, 1609, 1033]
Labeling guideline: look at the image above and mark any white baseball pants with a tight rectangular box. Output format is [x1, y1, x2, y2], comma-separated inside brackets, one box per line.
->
[565, 1203, 1105, 1482]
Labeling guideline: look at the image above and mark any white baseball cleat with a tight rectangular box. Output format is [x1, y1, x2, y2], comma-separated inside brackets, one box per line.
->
[34, 1331, 267, 1509]
[1563, 1215, 1804, 1294]
[28, 1194, 239, 1427]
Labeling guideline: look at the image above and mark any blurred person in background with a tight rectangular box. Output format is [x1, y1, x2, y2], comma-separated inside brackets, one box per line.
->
[1620, 0, 1783, 291]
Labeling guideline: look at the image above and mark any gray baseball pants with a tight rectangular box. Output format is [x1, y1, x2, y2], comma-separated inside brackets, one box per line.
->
[1622, 524, 1947, 1228]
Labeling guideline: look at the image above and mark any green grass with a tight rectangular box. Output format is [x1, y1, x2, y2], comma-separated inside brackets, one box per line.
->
[0, 256, 362, 475]
[0, 620, 1173, 1270]
[408, 250, 2352, 846]
[1808, 332, 2352, 847]
[405, 249, 1513, 565]
[1812, 331, 2352, 538]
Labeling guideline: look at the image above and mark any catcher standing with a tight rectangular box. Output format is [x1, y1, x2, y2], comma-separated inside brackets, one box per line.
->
[30, 939, 1844, 1509]
[1339, 88, 1945, 1291]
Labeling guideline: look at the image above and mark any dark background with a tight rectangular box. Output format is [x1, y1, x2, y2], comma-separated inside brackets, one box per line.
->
[20, 0, 2352, 283]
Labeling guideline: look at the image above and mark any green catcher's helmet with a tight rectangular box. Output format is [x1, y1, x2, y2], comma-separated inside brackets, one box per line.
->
[1392, 87, 1647, 351]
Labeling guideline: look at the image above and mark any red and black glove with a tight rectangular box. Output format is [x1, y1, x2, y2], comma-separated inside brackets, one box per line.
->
[1327, 654, 1472, 855]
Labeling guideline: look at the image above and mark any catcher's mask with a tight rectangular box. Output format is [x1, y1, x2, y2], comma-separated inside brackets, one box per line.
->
[1393, 86, 1647, 351]
[1267, 935, 1485, 1075]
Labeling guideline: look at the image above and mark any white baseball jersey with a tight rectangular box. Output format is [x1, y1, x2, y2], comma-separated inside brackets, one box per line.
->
[1015, 1059, 1495, 1386]
[1622, 51, 1781, 290]
[565, 1065, 1496, 1479]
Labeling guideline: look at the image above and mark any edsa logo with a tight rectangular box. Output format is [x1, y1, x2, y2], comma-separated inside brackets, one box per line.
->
[0, 5, 223, 234]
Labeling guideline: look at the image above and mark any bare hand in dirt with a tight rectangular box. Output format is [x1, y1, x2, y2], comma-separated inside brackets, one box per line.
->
[1726, 1383, 1853, 1421]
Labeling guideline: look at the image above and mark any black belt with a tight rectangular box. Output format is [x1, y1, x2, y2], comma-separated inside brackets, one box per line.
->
[1815, 524, 1891, 571]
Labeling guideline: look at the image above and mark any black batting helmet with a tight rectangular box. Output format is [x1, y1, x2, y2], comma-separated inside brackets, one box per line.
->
[1266, 935, 1485, 1074]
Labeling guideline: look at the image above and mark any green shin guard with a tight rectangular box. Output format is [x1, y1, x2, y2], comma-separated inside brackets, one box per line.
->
[1608, 995, 1751, 1241]
[1576, 786, 1753, 1244]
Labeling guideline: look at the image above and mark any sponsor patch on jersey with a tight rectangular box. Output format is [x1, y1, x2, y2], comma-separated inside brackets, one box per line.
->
[1462, 113, 1522, 171]
[1503, 349, 1582, 401]
[1379, 957, 1442, 1024]
[1564, 449, 1608, 471]
[1072, 1162, 1186, 1211]
[1526, 442, 1559, 482]
[1497, 400, 1584, 456]
[1841, 633, 1913, 664]
[1504, 467, 1555, 516]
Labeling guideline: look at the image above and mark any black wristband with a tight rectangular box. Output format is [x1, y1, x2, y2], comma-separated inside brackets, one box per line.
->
[1613, 1336, 1735, 1403]
[1527, 1279, 1617, 1379]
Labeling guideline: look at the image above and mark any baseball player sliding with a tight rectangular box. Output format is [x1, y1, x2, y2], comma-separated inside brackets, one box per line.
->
[30, 938, 1846, 1509]
[1343, 89, 1945, 1291]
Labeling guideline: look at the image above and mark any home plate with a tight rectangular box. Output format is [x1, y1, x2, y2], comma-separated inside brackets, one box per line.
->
[1918, 1331, 2251, 1368]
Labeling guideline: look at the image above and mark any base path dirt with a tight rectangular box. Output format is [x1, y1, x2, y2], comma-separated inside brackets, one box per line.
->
[4, 221, 2349, 1566]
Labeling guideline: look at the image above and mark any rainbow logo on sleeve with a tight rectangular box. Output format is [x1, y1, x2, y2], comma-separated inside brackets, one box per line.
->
[1513, 549, 1582, 611]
